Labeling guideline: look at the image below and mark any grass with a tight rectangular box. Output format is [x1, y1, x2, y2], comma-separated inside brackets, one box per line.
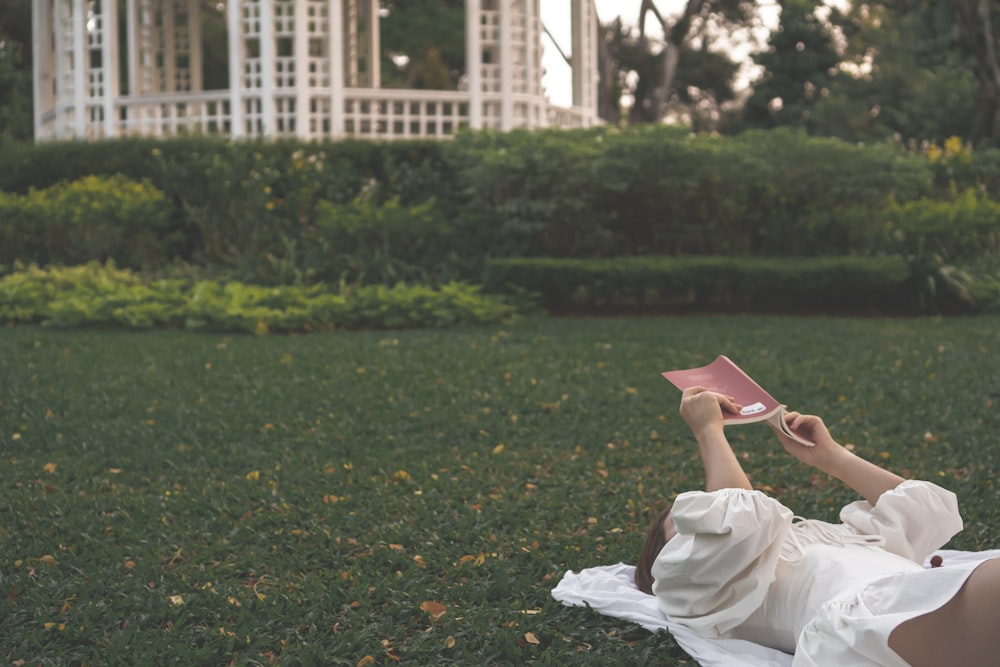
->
[2, 315, 1000, 665]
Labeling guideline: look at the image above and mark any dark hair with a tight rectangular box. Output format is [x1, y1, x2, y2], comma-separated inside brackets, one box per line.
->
[634, 503, 673, 595]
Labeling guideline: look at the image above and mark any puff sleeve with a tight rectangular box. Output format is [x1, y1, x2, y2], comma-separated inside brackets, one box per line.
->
[650, 488, 794, 637]
[838, 479, 963, 563]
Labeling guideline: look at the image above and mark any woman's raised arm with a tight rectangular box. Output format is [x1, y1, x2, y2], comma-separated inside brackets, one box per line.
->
[771, 411, 904, 506]
[679, 387, 753, 492]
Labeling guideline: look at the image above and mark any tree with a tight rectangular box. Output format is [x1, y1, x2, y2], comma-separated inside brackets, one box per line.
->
[596, 1, 750, 127]
[379, 0, 466, 90]
[635, 0, 756, 122]
[809, 0, 1000, 144]
[0, 0, 33, 143]
[742, 0, 841, 131]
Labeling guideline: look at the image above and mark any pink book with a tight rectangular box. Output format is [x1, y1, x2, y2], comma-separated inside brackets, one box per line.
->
[661, 355, 814, 446]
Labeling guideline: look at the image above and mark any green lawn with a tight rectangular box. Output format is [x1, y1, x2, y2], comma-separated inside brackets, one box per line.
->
[3, 315, 999, 665]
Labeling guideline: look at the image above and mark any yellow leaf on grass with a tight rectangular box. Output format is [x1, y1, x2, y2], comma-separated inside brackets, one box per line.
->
[38, 555, 57, 566]
[42, 462, 56, 474]
[393, 470, 411, 482]
[525, 632, 540, 645]
[246, 470, 260, 481]
[357, 656, 376, 667]
[492, 444, 505, 455]
[444, 635, 456, 648]
[419, 600, 447, 620]
[169, 595, 185, 606]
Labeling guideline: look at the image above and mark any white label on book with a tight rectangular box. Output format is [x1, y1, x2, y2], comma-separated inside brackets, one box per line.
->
[740, 402, 767, 416]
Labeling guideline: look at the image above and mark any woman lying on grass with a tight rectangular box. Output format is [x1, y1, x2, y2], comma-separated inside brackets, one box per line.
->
[635, 386, 1000, 667]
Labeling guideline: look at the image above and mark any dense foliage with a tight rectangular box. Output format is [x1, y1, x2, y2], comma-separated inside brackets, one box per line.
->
[0, 127, 946, 269]
[1, 127, 998, 317]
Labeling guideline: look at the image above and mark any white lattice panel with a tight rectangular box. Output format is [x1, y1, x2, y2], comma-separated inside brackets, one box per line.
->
[244, 59, 263, 89]
[274, 1, 293, 34]
[309, 96, 332, 136]
[308, 57, 329, 88]
[242, 1, 263, 37]
[275, 95, 296, 135]
[276, 58, 295, 89]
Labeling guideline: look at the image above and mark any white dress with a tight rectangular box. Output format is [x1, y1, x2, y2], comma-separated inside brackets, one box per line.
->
[650, 480, 984, 666]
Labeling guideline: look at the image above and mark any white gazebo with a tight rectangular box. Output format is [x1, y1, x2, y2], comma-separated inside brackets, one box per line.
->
[31, 0, 601, 142]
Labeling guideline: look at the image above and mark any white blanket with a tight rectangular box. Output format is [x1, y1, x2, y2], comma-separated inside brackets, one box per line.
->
[551, 549, 1000, 667]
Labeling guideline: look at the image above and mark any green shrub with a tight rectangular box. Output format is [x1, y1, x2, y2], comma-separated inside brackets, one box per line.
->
[301, 194, 459, 285]
[484, 256, 916, 314]
[882, 188, 1000, 263]
[0, 175, 172, 269]
[0, 262, 523, 333]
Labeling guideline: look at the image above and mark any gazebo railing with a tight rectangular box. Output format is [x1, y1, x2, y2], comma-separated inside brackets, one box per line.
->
[36, 87, 599, 141]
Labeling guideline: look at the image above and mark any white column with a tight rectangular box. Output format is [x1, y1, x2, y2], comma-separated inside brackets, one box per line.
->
[367, 0, 380, 87]
[125, 0, 138, 134]
[72, 0, 86, 137]
[102, 0, 119, 137]
[571, 0, 597, 120]
[188, 0, 203, 91]
[345, 0, 357, 85]
[31, 0, 44, 140]
[53, 0, 67, 137]
[260, 0, 276, 136]
[329, 0, 345, 136]
[499, 0, 513, 130]
[527, 0, 545, 126]
[228, 0, 245, 137]
[294, 0, 310, 138]
[465, 0, 482, 129]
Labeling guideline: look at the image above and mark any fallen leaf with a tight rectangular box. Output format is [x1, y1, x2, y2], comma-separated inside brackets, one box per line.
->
[492, 444, 505, 455]
[38, 555, 56, 566]
[525, 632, 540, 645]
[444, 636, 456, 648]
[168, 595, 185, 606]
[420, 600, 447, 620]
[357, 657, 376, 667]
[42, 462, 56, 474]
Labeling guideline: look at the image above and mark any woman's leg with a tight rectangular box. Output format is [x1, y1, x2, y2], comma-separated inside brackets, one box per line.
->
[889, 558, 1000, 667]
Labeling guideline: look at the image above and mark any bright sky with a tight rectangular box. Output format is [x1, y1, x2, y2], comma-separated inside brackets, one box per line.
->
[541, 0, 779, 107]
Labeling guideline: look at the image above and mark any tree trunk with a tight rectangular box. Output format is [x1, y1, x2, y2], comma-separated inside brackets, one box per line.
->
[638, 0, 710, 120]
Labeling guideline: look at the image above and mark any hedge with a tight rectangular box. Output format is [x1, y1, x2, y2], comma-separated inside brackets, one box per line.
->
[0, 128, 939, 274]
[484, 256, 920, 315]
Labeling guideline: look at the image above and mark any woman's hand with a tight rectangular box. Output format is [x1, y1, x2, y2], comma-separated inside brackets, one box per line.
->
[679, 386, 741, 438]
[770, 411, 905, 505]
[769, 411, 847, 475]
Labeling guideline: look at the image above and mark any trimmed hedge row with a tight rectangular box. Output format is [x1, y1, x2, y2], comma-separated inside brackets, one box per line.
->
[484, 256, 924, 315]
[0, 263, 524, 333]
[0, 128, 945, 276]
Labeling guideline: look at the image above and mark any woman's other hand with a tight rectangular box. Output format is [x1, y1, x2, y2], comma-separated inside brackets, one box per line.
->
[679, 386, 741, 438]
[770, 411, 845, 474]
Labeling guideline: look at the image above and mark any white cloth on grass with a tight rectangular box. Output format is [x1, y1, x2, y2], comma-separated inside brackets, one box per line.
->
[552, 481, 1000, 667]
[551, 551, 1000, 667]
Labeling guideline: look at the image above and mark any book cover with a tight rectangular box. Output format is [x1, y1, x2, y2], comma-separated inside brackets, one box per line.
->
[661, 355, 814, 446]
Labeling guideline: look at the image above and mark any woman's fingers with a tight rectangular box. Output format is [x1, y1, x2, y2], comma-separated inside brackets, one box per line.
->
[718, 394, 741, 415]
